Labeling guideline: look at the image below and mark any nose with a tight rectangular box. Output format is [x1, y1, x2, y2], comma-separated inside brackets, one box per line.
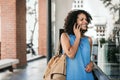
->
[83, 19, 88, 24]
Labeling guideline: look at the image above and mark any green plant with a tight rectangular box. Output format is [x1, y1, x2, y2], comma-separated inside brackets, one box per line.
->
[107, 45, 118, 63]
[100, 38, 106, 44]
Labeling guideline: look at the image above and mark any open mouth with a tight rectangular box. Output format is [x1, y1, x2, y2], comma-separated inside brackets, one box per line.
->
[82, 25, 87, 28]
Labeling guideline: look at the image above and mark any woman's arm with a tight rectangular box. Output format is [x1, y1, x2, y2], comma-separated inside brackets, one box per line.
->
[61, 23, 81, 59]
[60, 33, 80, 59]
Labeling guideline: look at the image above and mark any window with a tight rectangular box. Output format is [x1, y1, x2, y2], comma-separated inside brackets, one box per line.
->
[72, 0, 83, 9]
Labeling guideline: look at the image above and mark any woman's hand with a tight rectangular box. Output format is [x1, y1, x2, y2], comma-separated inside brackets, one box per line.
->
[73, 23, 81, 39]
[85, 61, 94, 72]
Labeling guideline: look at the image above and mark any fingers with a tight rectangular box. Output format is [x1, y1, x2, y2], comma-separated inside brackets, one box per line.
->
[85, 66, 90, 72]
[73, 23, 81, 30]
[73, 23, 76, 30]
[73, 23, 81, 39]
[85, 65, 93, 72]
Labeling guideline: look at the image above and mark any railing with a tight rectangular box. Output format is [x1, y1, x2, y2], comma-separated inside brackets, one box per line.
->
[93, 63, 111, 80]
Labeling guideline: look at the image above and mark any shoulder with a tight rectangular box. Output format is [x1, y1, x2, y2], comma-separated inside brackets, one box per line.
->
[60, 32, 69, 41]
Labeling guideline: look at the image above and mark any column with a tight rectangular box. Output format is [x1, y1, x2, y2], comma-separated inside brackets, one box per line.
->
[0, 0, 27, 67]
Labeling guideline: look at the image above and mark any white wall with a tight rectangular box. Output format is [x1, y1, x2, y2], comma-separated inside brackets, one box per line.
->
[53, 0, 74, 53]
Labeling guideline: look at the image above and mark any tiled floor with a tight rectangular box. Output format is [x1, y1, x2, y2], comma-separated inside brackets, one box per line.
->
[0, 58, 47, 80]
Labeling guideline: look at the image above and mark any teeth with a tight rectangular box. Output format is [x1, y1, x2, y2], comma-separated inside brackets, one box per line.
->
[82, 25, 86, 27]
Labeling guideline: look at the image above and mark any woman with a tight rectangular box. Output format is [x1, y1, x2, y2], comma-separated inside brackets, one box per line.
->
[61, 10, 94, 80]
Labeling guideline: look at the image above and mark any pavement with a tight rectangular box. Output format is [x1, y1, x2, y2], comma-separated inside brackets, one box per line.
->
[0, 57, 47, 80]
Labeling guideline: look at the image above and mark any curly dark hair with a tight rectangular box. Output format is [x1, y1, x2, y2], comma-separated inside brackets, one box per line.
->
[64, 10, 92, 35]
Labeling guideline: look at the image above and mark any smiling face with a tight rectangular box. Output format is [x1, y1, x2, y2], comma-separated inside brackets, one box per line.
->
[64, 10, 92, 35]
[76, 13, 88, 31]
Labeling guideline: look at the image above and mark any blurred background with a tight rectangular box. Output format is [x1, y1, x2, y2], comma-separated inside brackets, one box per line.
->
[0, 0, 119, 80]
